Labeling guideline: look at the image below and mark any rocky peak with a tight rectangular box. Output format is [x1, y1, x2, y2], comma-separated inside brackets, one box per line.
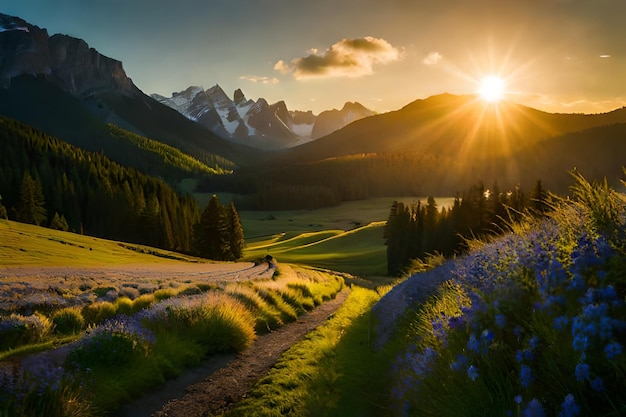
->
[0, 13, 138, 97]
[233, 88, 246, 105]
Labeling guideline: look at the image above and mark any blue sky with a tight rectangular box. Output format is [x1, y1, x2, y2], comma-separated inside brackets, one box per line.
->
[3, 0, 626, 114]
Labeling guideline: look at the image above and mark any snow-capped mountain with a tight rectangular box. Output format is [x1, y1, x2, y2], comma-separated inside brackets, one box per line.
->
[152, 85, 374, 150]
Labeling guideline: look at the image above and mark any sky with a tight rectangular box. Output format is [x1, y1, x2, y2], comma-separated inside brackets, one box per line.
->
[4, 0, 626, 115]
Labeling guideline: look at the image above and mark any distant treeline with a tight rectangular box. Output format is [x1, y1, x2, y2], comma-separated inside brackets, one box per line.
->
[200, 152, 552, 211]
[384, 180, 550, 276]
[0, 116, 236, 256]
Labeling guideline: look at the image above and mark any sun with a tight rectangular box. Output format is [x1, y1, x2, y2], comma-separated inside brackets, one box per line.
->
[478, 75, 506, 102]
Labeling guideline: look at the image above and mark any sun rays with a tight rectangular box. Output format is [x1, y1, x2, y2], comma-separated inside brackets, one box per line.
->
[478, 75, 506, 102]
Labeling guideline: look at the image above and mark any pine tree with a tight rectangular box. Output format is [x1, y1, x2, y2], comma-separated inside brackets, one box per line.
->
[384, 201, 411, 276]
[226, 201, 245, 261]
[530, 180, 549, 215]
[0, 194, 7, 220]
[49, 212, 69, 231]
[16, 172, 47, 226]
[194, 195, 229, 260]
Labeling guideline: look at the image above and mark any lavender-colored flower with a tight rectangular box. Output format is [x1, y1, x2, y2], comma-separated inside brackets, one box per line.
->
[449, 354, 467, 372]
[553, 315, 569, 331]
[467, 333, 480, 352]
[575, 363, 590, 382]
[522, 398, 546, 417]
[590, 376, 605, 393]
[495, 314, 507, 328]
[448, 315, 465, 330]
[598, 285, 617, 301]
[467, 365, 479, 381]
[520, 364, 533, 388]
[559, 394, 580, 417]
[514, 395, 523, 404]
[604, 342, 623, 360]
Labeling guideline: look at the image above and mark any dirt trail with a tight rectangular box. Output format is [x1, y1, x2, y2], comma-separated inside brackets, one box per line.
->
[113, 289, 350, 417]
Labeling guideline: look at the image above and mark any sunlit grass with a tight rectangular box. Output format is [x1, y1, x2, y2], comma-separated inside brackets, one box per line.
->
[226, 286, 390, 417]
[244, 222, 387, 276]
[0, 261, 346, 416]
[0, 219, 203, 267]
[378, 173, 626, 416]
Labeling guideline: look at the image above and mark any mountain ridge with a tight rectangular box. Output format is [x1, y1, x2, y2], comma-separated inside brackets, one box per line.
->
[152, 85, 375, 150]
[0, 13, 252, 174]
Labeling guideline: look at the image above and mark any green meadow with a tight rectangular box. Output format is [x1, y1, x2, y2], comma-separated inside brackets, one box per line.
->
[0, 219, 203, 267]
[238, 196, 455, 277]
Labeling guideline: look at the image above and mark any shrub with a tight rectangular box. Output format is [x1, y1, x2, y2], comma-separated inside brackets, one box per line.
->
[142, 293, 256, 354]
[119, 286, 140, 300]
[153, 288, 175, 301]
[66, 316, 155, 370]
[256, 288, 298, 323]
[81, 301, 116, 326]
[226, 284, 284, 332]
[51, 307, 85, 335]
[132, 293, 155, 311]
[0, 313, 54, 350]
[0, 359, 94, 417]
[114, 297, 134, 315]
[93, 287, 116, 298]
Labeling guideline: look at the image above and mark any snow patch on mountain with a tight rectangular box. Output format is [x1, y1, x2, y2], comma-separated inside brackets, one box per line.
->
[152, 85, 374, 150]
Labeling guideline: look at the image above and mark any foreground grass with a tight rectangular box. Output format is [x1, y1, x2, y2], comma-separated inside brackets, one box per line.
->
[0, 266, 345, 416]
[376, 173, 626, 416]
[226, 285, 397, 417]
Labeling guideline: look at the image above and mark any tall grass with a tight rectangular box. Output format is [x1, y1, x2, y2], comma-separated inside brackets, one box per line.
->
[379, 173, 626, 416]
[227, 286, 386, 417]
[0, 267, 345, 415]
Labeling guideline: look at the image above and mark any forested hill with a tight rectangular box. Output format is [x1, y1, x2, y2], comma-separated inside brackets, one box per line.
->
[0, 75, 244, 180]
[0, 115, 200, 252]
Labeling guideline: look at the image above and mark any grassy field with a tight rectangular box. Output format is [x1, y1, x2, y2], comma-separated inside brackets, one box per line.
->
[239, 196, 455, 277]
[0, 219, 203, 267]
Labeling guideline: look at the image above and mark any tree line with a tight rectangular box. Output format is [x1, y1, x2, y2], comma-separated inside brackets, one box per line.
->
[0, 116, 243, 260]
[201, 152, 557, 211]
[384, 180, 550, 276]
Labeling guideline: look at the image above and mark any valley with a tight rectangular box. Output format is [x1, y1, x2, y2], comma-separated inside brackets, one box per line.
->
[2, 8, 626, 417]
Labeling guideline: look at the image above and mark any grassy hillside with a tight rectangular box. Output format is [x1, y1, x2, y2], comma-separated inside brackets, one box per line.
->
[244, 222, 387, 277]
[0, 219, 201, 267]
[0, 75, 240, 177]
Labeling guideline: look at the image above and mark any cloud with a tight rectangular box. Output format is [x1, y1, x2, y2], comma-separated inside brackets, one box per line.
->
[276, 36, 401, 79]
[422, 51, 442, 66]
[240, 75, 279, 84]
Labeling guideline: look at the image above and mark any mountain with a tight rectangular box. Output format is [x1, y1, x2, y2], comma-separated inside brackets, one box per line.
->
[311, 102, 375, 139]
[0, 13, 252, 176]
[0, 14, 136, 96]
[152, 86, 374, 149]
[221, 93, 626, 209]
[275, 93, 626, 165]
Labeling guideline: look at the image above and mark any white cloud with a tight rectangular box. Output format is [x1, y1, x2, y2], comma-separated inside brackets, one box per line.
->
[276, 36, 402, 79]
[240, 75, 279, 84]
[422, 51, 442, 66]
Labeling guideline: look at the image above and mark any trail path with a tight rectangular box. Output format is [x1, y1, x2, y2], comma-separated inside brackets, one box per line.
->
[1, 262, 349, 416]
[115, 289, 350, 417]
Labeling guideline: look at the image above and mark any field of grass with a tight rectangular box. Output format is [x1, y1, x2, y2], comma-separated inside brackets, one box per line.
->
[238, 197, 454, 277]
[243, 221, 388, 277]
[227, 285, 395, 417]
[0, 217, 346, 417]
[0, 219, 202, 267]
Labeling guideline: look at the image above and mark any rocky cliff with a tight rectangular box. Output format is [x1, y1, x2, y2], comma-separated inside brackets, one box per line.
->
[0, 13, 138, 96]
